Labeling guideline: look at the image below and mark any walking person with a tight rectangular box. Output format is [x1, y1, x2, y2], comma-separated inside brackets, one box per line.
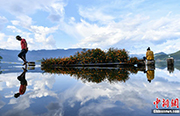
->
[16, 35, 28, 65]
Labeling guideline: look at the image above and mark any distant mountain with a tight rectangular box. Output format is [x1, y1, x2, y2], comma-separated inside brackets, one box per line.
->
[155, 52, 167, 56]
[129, 54, 145, 59]
[155, 52, 168, 60]
[169, 50, 180, 59]
[155, 51, 180, 60]
[130, 51, 180, 61]
[0, 48, 83, 63]
[1, 48, 179, 63]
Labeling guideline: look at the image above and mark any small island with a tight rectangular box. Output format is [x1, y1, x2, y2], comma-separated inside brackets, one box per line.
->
[41, 48, 144, 68]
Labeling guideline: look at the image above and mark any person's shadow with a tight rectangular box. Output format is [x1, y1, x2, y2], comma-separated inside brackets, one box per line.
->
[14, 65, 28, 98]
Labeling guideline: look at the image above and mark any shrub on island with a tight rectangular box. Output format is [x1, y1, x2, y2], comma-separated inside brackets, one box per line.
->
[41, 48, 139, 66]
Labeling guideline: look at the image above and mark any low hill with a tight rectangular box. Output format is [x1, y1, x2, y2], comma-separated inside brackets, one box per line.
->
[169, 50, 180, 59]
[155, 52, 167, 56]
[155, 52, 168, 60]
[155, 51, 180, 60]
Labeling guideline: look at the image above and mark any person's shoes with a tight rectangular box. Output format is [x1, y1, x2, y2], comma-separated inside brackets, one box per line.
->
[23, 61, 28, 65]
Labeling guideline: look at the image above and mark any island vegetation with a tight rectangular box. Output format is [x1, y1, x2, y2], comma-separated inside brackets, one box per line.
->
[41, 48, 140, 67]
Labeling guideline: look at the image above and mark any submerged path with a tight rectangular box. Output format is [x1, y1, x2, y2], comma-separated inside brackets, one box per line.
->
[0, 62, 42, 73]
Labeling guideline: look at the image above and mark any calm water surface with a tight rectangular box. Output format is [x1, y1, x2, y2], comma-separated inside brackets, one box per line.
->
[0, 62, 180, 116]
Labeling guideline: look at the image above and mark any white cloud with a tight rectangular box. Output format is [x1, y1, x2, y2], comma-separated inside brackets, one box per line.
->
[30, 25, 58, 49]
[0, 35, 20, 50]
[0, 16, 8, 30]
[30, 25, 59, 37]
[7, 25, 22, 33]
[12, 15, 33, 29]
[0, 0, 66, 50]
[49, 0, 180, 53]
[0, 0, 65, 15]
[0, 16, 8, 23]
[0, 0, 180, 53]
[0, 33, 5, 41]
[6, 18, 59, 50]
[0, 30, 35, 50]
[63, 12, 180, 54]
[79, 7, 114, 23]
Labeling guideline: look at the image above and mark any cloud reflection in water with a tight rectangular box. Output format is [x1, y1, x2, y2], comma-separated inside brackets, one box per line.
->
[0, 67, 180, 116]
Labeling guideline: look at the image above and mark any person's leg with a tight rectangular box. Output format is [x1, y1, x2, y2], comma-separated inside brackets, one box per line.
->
[18, 50, 25, 61]
[23, 50, 28, 65]
[22, 54, 27, 65]
[23, 50, 26, 61]
[18, 71, 26, 80]
[20, 71, 27, 85]
[23, 65, 27, 71]
[18, 49, 28, 65]
[23, 54, 26, 61]
[17, 69, 27, 85]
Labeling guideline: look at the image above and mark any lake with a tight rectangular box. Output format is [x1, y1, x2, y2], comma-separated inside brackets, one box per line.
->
[0, 62, 180, 116]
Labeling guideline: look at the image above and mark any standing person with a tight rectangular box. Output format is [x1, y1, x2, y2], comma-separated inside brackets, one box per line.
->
[14, 66, 28, 98]
[145, 47, 155, 66]
[146, 47, 154, 61]
[16, 35, 28, 65]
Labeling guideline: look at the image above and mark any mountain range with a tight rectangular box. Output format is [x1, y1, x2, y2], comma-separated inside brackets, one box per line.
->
[0, 48, 83, 63]
[0, 48, 179, 63]
[155, 50, 180, 61]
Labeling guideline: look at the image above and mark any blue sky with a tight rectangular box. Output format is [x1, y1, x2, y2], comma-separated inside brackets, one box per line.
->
[0, 0, 180, 54]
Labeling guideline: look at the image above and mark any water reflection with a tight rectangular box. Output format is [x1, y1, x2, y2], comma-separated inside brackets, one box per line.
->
[42, 66, 147, 83]
[41, 65, 157, 84]
[1, 62, 180, 116]
[14, 65, 28, 98]
[144, 65, 155, 83]
[0, 65, 2, 74]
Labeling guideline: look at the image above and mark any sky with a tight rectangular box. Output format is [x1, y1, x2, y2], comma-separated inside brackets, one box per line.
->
[0, 0, 180, 54]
